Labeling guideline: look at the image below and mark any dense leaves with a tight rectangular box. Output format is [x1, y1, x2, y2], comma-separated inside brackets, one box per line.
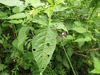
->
[0, 0, 100, 75]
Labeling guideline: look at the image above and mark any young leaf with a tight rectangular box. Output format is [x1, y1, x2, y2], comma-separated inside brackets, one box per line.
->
[32, 27, 57, 73]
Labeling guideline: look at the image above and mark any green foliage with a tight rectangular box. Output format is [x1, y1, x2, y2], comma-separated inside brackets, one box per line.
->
[0, 0, 23, 6]
[1, 0, 100, 75]
[32, 27, 57, 73]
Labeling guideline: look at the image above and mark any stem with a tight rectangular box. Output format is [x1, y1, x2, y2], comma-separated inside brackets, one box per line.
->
[61, 42, 76, 75]
[12, 24, 16, 39]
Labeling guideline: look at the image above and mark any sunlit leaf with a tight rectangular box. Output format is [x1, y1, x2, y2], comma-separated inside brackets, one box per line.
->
[0, 0, 23, 6]
[71, 27, 86, 33]
[18, 27, 29, 48]
[51, 22, 68, 31]
[8, 20, 23, 24]
[7, 13, 26, 19]
[32, 27, 57, 73]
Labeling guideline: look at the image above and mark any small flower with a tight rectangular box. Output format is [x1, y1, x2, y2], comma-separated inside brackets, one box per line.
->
[67, 31, 69, 34]
[62, 32, 66, 36]
[62, 37, 64, 40]
[23, 1, 25, 2]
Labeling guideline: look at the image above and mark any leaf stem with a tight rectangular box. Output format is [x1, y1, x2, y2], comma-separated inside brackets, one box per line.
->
[61, 42, 76, 75]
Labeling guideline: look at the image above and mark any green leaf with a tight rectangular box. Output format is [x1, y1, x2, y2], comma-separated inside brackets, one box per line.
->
[66, 35, 74, 40]
[74, 21, 82, 27]
[63, 58, 70, 69]
[0, 72, 10, 75]
[32, 15, 48, 26]
[12, 7, 21, 13]
[48, 7, 53, 18]
[8, 19, 23, 24]
[51, 22, 68, 31]
[0, 64, 7, 71]
[74, 36, 91, 42]
[0, 12, 7, 17]
[9, 20, 23, 24]
[32, 27, 57, 73]
[53, 5, 68, 12]
[0, 40, 2, 44]
[18, 27, 29, 48]
[25, 0, 44, 8]
[71, 27, 86, 33]
[7, 13, 26, 19]
[0, 0, 23, 6]
[12, 38, 18, 48]
[67, 47, 73, 57]
[74, 38, 85, 42]
[93, 57, 100, 69]
[47, 0, 53, 5]
[90, 69, 100, 74]
[56, 54, 62, 62]
[0, 27, 2, 36]
[55, 0, 64, 5]
[90, 56, 100, 74]
[78, 42, 85, 48]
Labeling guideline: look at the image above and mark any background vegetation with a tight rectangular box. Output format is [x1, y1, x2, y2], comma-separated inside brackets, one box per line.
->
[0, 0, 100, 75]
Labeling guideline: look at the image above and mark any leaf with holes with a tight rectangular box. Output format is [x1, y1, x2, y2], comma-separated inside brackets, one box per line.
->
[32, 27, 57, 73]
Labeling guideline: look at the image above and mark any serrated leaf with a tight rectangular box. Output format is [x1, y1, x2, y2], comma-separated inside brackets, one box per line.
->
[0, 64, 7, 71]
[0, 0, 23, 6]
[8, 20, 23, 24]
[7, 13, 26, 19]
[51, 22, 68, 31]
[56, 54, 62, 62]
[18, 27, 29, 48]
[32, 27, 57, 73]
[71, 27, 86, 33]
